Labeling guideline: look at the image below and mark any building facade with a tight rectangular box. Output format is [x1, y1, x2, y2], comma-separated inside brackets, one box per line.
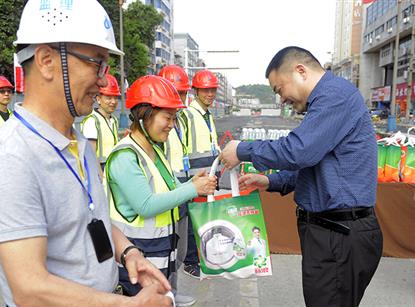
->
[173, 33, 201, 81]
[361, 0, 415, 115]
[142, 0, 175, 73]
[333, 0, 363, 87]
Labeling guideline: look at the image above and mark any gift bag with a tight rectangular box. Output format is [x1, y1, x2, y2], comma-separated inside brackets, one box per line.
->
[188, 158, 272, 280]
[401, 128, 415, 183]
[377, 142, 387, 182]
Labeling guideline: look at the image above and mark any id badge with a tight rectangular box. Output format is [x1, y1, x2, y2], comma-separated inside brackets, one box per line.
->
[182, 156, 190, 171]
[87, 219, 113, 263]
[211, 143, 218, 156]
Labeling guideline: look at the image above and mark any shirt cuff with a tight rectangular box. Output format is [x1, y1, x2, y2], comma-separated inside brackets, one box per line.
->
[266, 173, 284, 192]
[237, 141, 253, 162]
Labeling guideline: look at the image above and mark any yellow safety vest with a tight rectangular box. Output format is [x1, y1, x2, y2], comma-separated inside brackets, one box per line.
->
[0, 109, 12, 128]
[187, 101, 219, 154]
[106, 136, 179, 238]
[164, 112, 190, 178]
[185, 101, 220, 176]
[81, 109, 119, 163]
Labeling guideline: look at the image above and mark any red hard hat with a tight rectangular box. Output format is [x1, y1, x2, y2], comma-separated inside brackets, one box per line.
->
[100, 74, 120, 96]
[192, 70, 219, 89]
[0, 76, 14, 89]
[126, 75, 185, 110]
[158, 65, 190, 91]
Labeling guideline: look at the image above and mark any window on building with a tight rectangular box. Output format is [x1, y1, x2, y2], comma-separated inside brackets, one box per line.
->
[375, 24, 384, 36]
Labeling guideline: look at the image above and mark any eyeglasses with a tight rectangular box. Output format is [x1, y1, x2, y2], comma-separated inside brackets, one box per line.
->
[0, 89, 12, 95]
[51, 47, 109, 78]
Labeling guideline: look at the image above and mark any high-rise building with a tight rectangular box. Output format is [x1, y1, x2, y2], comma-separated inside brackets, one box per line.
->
[141, 0, 175, 73]
[173, 33, 201, 81]
[361, 0, 414, 115]
[332, 0, 363, 87]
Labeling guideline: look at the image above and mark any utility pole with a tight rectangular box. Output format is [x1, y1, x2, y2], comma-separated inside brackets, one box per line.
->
[406, 4, 415, 122]
[390, 0, 402, 132]
[118, 0, 128, 130]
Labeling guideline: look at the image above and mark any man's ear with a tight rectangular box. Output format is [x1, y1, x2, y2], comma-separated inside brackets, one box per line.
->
[33, 45, 57, 81]
[294, 64, 307, 80]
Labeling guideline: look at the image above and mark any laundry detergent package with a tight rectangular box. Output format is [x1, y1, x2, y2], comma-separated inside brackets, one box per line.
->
[188, 190, 272, 279]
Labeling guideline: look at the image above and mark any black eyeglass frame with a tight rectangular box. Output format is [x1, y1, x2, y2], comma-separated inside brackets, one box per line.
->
[51, 46, 109, 78]
[0, 89, 13, 94]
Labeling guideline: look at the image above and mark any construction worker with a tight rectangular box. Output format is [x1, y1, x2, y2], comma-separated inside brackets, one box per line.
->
[81, 73, 120, 169]
[0, 1, 172, 306]
[0, 76, 14, 128]
[106, 75, 216, 305]
[158, 65, 191, 183]
[158, 65, 196, 305]
[182, 69, 221, 278]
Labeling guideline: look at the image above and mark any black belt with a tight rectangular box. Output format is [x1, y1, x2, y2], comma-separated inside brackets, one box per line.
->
[296, 207, 374, 235]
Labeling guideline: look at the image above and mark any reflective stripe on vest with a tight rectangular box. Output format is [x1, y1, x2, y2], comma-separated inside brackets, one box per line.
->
[81, 110, 118, 163]
[106, 136, 179, 239]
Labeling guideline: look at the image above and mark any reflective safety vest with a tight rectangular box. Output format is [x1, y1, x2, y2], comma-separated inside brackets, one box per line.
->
[186, 101, 220, 176]
[0, 109, 12, 128]
[164, 111, 190, 182]
[81, 109, 119, 163]
[106, 136, 179, 274]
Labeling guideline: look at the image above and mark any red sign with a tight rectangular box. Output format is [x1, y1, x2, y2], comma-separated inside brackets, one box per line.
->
[395, 82, 415, 99]
[371, 86, 391, 102]
[13, 54, 24, 93]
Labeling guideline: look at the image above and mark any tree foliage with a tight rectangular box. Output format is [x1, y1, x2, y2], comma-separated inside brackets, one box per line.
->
[236, 84, 276, 105]
[0, 0, 25, 80]
[123, 1, 162, 83]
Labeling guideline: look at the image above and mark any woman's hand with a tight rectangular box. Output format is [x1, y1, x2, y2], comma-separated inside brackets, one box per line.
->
[192, 170, 217, 196]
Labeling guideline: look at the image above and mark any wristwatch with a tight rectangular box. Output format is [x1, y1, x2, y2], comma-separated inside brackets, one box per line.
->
[120, 245, 144, 268]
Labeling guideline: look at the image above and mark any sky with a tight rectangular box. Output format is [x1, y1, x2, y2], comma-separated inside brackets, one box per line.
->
[173, 0, 337, 87]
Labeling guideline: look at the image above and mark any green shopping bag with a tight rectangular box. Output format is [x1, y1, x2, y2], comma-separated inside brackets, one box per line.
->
[188, 159, 272, 279]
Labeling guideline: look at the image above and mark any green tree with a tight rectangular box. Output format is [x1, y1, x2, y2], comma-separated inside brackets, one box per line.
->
[98, 0, 120, 78]
[123, 1, 162, 83]
[0, 0, 25, 80]
[236, 84, 276, 105]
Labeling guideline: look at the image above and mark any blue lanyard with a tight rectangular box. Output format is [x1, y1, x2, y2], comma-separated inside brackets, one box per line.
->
[174, 124, 183, 142]
[14, 111, 95, 211]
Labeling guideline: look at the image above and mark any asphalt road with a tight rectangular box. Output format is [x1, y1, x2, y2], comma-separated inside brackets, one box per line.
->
[177, 254, 415, 307]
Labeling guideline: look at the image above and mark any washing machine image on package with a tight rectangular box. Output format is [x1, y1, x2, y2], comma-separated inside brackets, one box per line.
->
[198, 220, 246, 270]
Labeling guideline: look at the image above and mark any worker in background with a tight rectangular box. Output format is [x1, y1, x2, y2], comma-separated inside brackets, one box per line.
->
[0, 76, 14, 128]
[81, 73, 120, 170]
[182, 69, 221, 278]
[106, 75, 216, 306]
[158, 65, 196, 305]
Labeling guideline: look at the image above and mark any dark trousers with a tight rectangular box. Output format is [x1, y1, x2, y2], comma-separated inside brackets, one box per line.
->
[297, 212, 383, 307]
[184, 213, 199, 265]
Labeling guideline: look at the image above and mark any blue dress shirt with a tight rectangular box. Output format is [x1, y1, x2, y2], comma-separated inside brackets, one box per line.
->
[237, 71, 377, 212]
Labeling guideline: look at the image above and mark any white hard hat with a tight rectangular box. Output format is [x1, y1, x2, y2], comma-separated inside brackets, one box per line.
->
[14, 0, 123, 63]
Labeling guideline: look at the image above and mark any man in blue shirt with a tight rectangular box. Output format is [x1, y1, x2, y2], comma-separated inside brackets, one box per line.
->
[220, 46, 383, 307]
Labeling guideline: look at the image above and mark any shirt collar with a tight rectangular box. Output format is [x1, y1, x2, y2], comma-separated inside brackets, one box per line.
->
[307, 71, 333, 108]
[190, 100, 208, 115]
[13, 103, 86, 152]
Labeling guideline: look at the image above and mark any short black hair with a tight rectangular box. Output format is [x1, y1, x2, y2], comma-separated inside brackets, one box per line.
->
[265, 46, 322, 78]
[252, 226, 260, 232]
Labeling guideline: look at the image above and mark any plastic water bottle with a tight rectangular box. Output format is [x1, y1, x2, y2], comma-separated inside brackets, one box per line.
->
[241, 128, 248, 141]
[260, 128, 266, 140]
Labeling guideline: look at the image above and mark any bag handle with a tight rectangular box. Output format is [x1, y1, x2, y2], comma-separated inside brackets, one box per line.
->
[207, 157, 240, 203]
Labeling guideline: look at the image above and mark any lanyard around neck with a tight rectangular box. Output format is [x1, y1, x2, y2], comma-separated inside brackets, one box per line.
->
[190, 105, 212, 132]
[14, 111, 95, 211]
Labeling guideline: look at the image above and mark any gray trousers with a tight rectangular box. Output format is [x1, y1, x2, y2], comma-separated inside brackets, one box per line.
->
[169, 216, 188, 294]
